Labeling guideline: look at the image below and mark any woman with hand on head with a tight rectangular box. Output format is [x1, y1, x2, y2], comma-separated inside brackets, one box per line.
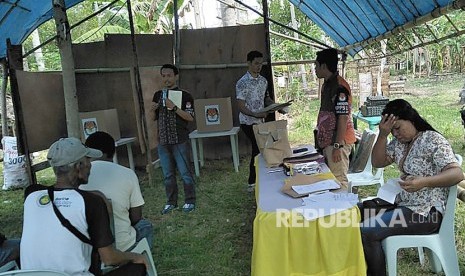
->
[359, 99, 464, 276]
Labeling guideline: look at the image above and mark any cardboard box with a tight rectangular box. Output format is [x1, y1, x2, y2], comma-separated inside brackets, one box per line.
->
[79, 109, 121, 142]
[194, 97, 233, 133]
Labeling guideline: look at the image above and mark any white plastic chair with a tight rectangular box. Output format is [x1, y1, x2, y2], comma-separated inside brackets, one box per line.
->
[381, 184, 459, 275]
[347, 129, 384, 193]
[417, 153, 463, 266]
[0, 270, 70, 276]
[131, 238, 158, 276]
[0, 261, 18, 273]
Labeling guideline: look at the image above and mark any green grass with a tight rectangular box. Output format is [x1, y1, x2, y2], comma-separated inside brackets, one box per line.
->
[1, 74, 465, 275]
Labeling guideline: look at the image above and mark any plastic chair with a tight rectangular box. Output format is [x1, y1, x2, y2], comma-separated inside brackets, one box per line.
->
[0, 261, 18, 273]
[347, 129, 384, 193]
[381, 184, 459, 275]
[417, 153, 463, 266]
[131, 238, 158, 276]
[0, 270, 70, 276]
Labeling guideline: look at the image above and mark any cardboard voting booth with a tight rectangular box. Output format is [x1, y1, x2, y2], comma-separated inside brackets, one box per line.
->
[194, 97, 233, 133]
[79, 109, 121, 142]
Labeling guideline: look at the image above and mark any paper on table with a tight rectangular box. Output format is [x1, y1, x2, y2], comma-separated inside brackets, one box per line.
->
[291, 179, 340, 195]
[293, 200, 356, 221]
[168, 90, 182, 108]
[377, 178, 403, 204]
[302, 191, 359, 205]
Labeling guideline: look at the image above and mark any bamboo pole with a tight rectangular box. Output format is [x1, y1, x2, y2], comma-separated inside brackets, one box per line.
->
[53, 0, 80, 138]
[0, 59, 8, 136]
[126, 0, 154, 184]
[6, 39, 36, 185]
[174, 0, 180, 66]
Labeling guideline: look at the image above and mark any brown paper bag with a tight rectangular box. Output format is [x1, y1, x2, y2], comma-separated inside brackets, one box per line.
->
[253, 120, 292, 167]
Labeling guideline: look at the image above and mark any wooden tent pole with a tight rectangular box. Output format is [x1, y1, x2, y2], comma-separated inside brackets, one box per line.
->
[261, 0, 275, 121]
[6, 39, 36, 185]
[1, 59, 8, 136]
[126, 0, 154, 184]
[174, 0, 180, 66]
[53, 0, 80, 138]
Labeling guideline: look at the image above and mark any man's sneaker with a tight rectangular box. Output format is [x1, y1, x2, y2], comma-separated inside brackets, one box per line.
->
[247, 183, 256, 192]
[182, 203, 195, 213]
[161, 204, 177, 215]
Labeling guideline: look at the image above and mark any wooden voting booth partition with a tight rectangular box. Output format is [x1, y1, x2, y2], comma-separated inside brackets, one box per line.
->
[12, 24, 269, 181]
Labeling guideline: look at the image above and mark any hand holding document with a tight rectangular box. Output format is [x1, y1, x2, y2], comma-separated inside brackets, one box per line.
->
[168, 90, 182, 108]
[376, 178, 404, 204]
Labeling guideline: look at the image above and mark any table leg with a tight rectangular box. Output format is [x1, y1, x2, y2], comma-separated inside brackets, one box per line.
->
[235, 133, 239, 166]
[126, 143, 135, 171]
[199, 138, 204, 167]
[113, 152, 118, 164]
[190, 138, 200, 177]
[230, 134, 239, 172]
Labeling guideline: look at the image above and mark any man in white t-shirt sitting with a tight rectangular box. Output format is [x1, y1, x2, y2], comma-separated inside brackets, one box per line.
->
[81, 131, 154, 251]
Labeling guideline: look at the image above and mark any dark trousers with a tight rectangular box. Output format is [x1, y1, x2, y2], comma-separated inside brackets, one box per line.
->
[358, 203, 442, 276]
[241, 124, 260, 184]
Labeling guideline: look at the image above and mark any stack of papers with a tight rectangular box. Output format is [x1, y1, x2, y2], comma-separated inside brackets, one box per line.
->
[293, 191, 359, 221]
[293, 201, 357, 221]
[291, 179, 340, 195]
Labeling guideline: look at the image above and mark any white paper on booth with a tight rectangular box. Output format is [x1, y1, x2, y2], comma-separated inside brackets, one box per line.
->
[376, 178, 403, 204]
[168, 90, 183, 108]
[293, 200, 356, 221]
[291, 179, 340, 195]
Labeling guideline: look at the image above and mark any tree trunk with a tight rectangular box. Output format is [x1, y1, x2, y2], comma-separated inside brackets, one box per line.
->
[192, 0, 202, 28]
[376, 40, 386, 95]
[31, 29, 45, 71]
[289, 4, 307, 90]
[221, 0, 236, 26]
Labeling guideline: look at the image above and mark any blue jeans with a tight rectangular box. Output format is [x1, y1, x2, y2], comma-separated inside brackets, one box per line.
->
[134, 219, 154, 250]
[158, 141, 196, 205]
[358, 203, 441, 276]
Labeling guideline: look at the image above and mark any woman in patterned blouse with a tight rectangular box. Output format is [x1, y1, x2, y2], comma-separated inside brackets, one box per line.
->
[360, 99, 463, 276]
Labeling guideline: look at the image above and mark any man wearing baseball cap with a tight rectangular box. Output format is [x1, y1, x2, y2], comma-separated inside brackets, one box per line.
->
[20, 137, 147, 275]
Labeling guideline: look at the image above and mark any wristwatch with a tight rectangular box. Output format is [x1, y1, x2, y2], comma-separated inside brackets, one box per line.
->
[172, 106, 178, 112]
[333, 143, 343, 149]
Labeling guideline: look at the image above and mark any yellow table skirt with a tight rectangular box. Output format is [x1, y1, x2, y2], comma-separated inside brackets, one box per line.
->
[251, 207, 367, 276]
[251, 155, 367, 276]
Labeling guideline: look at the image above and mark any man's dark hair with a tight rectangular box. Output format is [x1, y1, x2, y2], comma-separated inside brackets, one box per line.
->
[85, 131, 116, 159]
[160, 64, 179, 75]
[247, 50, 263, 62]
[316, 48, 339, 73]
